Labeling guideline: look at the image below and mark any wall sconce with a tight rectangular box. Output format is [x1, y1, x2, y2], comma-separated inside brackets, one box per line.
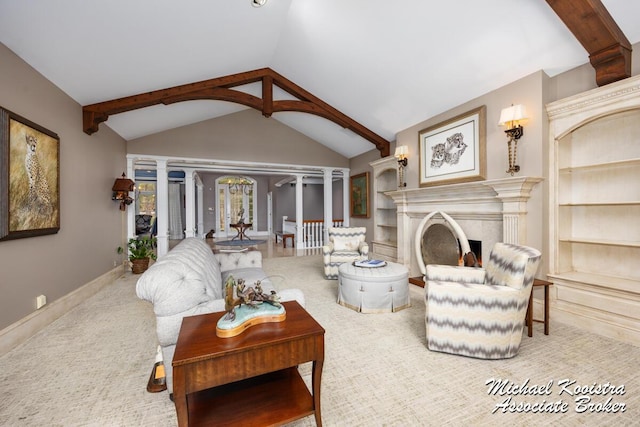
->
[394, 145, 409, 187]
[251, 0, 267, 7]
[112, 173, 135, 211]
[498, 104, 528, 175]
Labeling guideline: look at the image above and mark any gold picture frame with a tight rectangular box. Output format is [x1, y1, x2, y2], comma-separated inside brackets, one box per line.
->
[419, 105, 486, 187]
[0, 107, 60, 241]
[350, 172, 369, 218]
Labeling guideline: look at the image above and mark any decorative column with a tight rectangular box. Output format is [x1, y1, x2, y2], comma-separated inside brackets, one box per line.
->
[156, 160, 169, 257]
[295, 174, 304, 248]
[323, 168, 333, 244]
[342, 169, 350, 227]
[485, 177, 543, 245]
[184, 169, 196, 238]
[196, 174, 204, 238]
[126, 157, 136, 240]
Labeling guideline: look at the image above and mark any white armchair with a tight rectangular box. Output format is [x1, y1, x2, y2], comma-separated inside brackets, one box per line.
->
[322, 227, 368, 279]
[424, 242, 542, 359]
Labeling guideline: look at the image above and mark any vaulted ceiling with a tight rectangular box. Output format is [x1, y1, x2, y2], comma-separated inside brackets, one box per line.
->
[1, 0, 639, 158]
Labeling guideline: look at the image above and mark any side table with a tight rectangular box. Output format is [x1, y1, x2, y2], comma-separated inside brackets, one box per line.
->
[526, 279, 553, 337]
[229, 223, 252, 241]
[172, 301, 324, 427]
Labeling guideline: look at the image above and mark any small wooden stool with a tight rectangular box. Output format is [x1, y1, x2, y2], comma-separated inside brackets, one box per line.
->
[527, 279, 553, 337]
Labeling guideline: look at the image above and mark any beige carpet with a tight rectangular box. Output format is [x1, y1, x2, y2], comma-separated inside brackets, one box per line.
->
[1, 255, 639, 426]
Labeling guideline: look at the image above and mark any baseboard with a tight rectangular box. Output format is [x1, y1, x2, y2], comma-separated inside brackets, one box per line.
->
[0, 265, 125, 357]
[551, 300, 640, 347]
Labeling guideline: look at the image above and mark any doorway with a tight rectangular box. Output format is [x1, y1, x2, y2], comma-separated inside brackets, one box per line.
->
[215, 176, 256, 238]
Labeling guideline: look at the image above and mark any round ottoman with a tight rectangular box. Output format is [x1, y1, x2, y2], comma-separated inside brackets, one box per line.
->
[337, 261, 410, 313]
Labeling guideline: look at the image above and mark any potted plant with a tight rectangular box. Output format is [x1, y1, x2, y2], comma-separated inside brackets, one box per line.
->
[127, 236, 157, 274]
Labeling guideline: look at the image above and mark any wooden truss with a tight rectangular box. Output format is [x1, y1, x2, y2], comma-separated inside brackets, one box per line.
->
[546, 0, 632, 86]
[82, 67, 390, 157]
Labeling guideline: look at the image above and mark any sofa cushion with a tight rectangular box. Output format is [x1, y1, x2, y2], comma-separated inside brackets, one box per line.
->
[161, 238, 223, 299]
[136, 259, 211, 317]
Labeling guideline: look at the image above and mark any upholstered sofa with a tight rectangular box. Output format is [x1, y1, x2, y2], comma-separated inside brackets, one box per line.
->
[322, 227, 369, 279]
[136, 237, 305, 394]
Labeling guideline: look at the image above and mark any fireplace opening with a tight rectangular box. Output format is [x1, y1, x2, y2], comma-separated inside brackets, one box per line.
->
[459, 239, 482, 267]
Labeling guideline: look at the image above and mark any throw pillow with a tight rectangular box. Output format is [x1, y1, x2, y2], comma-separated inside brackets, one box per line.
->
[333, 236, 358, 251]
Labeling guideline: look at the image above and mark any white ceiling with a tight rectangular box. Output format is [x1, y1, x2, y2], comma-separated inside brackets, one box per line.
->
[1, 0, 639, 159]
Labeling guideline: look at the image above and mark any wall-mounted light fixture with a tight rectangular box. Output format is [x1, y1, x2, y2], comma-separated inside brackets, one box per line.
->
[112, 173, 135, 211]
[394, 145, 409, 187]
[251, 0, 267, 7]
[498, 104, 528, 175]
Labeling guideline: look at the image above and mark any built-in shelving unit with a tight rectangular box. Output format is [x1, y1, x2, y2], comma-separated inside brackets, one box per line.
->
[369, 156, 398, 261]
[547, 74, 640, 345]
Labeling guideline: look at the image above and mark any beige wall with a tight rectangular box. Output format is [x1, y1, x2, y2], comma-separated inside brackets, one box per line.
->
[351, 40, 640, 276]
[127, 108, 349, 168]
[2, 34, 639, 335]
[0, 43, 127, 330]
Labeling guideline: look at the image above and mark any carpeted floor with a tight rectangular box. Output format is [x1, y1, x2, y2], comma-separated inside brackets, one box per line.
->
[1, 255, 639, 426]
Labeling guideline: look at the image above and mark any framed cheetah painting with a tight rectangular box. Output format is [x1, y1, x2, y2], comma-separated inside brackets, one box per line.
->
[0, 107, 60, 241]
[418, 105, 486, 187]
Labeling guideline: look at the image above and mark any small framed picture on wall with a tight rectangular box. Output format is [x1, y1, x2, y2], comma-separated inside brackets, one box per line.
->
[350, 172, 369, 218]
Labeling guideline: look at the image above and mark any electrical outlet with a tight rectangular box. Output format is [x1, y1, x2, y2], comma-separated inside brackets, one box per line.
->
[113, 260, 117, 267]
[36, 294, 47, 309]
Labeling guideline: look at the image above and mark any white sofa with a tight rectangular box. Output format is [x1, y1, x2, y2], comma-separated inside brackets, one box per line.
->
[136, 237, 305, 394]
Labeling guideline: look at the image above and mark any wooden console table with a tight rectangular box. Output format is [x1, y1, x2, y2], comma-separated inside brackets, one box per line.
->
[172, 301, 325, 426]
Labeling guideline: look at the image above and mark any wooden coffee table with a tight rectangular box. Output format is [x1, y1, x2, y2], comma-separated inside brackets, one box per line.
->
[172, 301, 325, 426]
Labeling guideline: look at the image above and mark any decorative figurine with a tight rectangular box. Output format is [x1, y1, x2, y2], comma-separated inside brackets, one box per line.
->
[223, 275, 281, 321]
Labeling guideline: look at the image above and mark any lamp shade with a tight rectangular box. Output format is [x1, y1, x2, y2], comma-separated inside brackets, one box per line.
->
[394, 145, 409, 159]
[498, 104, 528, 127]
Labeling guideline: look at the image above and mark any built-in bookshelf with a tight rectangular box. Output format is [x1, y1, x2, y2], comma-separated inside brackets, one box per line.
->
[547, 74, 640, 345]
[369, 156, 398, 261]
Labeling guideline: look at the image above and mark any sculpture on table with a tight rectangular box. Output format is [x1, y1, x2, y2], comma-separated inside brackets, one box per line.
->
[237, 208, 245, 224]
[223, 275, 282, 321]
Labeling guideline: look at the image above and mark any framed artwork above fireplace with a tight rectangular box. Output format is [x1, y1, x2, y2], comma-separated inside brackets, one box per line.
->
[418, 106, 486, 187]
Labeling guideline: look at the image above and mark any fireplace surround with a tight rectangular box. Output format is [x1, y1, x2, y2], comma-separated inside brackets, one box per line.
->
[386, 176, 542, 277]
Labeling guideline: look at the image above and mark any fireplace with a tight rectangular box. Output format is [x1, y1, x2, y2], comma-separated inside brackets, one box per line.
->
[386, 176, 542, 277]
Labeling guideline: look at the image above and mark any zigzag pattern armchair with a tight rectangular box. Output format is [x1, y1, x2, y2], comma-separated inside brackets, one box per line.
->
[425, 243, 541, 359]
[323, 227, 368, 279]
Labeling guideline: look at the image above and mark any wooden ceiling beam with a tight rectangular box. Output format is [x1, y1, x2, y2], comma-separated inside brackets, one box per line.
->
[82, 67, 390, 157]
[546, 0, 631, 86]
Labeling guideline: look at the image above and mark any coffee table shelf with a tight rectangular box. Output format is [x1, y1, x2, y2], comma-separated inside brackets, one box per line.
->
[187, 368, 313, 426]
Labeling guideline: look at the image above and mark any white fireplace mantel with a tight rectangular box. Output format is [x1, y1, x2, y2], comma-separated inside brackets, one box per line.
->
[386, 176, 543, 272]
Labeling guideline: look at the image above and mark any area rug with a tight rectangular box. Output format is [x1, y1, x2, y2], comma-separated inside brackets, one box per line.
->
[214, 239, 266, 246]
[1, 255, 638, 426]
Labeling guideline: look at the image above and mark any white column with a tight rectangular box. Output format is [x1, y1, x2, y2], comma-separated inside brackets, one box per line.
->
[342, 169, 350, 227]
[295, 175, 304, 248]
[184, 169, 196, 238]
[126, 158, 135, 240]
[196, 174, 204, 238]
[323, 168, 333, 244]
[156, 160, 169, 257]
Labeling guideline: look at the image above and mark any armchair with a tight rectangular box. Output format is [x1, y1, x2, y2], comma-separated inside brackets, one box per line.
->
[322, 227, 368, 279]
[424, 242, 541, 359]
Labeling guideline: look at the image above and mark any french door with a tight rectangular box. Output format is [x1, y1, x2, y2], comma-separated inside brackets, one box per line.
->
[215, 177, 255, 238]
